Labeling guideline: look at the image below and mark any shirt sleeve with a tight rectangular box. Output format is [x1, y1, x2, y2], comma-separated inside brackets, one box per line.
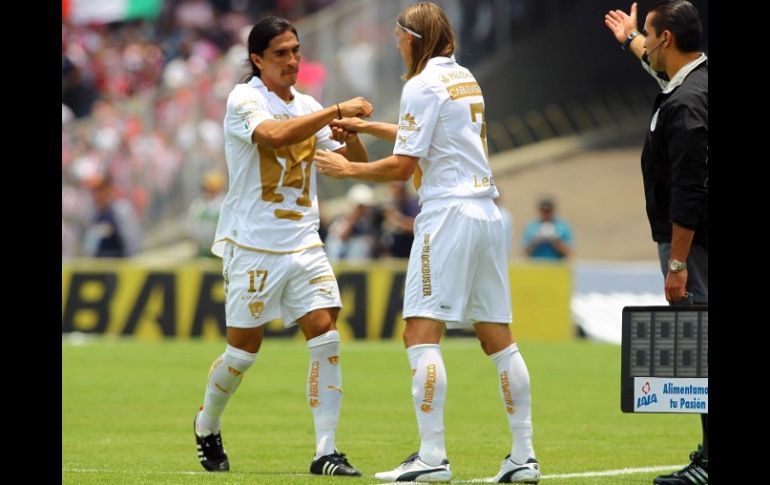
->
[557, 220, 573, 244]
[225, 90, 272, 144]
[667, 99, 708, 229]
[393, 78, 441, 158]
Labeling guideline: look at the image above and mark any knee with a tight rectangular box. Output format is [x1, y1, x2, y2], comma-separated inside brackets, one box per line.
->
[302, 309, 338, 340]
[478, 336, 513, 356]
[403, 323, 424, 347]
[402, 325, 414, 347]
[478, 339, 495, 355]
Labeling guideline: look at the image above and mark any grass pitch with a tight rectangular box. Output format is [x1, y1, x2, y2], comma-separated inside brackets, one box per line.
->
[62, 337, 699, 484]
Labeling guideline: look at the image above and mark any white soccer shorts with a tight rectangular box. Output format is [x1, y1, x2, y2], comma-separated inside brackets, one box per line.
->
[403, 197, 512, 328]
[222, 243, 342, 328]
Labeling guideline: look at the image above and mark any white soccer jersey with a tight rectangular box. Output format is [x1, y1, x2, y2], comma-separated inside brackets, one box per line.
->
[393, 56, 498, 205]
[212, 76, 342, 256]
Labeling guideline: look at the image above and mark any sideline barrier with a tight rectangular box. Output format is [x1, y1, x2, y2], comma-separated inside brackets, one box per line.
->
[62, 259, 572, 341]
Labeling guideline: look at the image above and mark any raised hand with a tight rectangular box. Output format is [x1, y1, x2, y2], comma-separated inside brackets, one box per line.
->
[604, 2, 638, 43]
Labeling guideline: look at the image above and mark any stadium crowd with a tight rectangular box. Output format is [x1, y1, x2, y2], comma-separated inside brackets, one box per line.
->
[62, 0, 340, 258]
[62, 0, 548, 258]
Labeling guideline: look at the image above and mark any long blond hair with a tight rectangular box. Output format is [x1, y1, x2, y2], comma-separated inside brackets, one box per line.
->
[397, 2, 456, 80]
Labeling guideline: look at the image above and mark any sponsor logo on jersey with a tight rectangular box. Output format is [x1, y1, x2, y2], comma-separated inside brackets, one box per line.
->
[439, 70, 474, 84]
[310, 275, 337, 285]
[447, 82, 482, 100]
[399, 113, 420, 132]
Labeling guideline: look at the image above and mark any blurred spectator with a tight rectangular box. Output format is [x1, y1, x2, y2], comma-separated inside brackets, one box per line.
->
[380, 181, 420, 258]
[82, 175, 142, 257]
[62, 218, 79, 258]
[62, 65, 99, 118]
[336, 32, 375, 99]
[187, 170, 226, 258]
[295, 59, 327, 101]
[522, 196, 572, 260]
[325, 184, 380, 261]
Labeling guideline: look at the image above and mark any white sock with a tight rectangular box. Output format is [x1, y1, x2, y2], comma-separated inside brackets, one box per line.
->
[196, 344, 257, 436]
[490, 343, 535, 464]
[406, 344, 447, 466]
[307, 330, 343, 459]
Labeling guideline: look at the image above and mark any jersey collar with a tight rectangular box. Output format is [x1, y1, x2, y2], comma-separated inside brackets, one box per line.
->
[662, 53, 707, 94]
[247, 76, 298, 103]
[425, 55, 456, 68]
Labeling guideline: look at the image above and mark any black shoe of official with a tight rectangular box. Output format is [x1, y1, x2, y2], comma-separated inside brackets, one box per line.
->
[194, 419, 230, 472]
[653, 446, 708, 485]
[310, 450, 362, 476]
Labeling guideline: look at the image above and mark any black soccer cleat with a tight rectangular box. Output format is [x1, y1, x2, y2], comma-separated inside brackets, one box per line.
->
[194, 419, 230, 472]
[310, 450, 362, 476]
[653, 446, 708, 485]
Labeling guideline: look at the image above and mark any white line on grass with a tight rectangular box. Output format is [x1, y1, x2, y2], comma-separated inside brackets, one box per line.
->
[64, 464, 684, 481]
[362, 464, 686, 483]
[540, 464, 684, 479]
[61, 468, 315, 477]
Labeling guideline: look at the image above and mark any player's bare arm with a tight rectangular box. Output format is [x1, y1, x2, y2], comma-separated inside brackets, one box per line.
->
[252, 96, 373, 148]
[333, 131, 369, 163]
[315, 151, 417, 182]
[331, 117, 398, 143]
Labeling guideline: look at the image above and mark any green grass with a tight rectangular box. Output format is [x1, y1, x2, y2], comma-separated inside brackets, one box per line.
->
[62, 337, 699, 484]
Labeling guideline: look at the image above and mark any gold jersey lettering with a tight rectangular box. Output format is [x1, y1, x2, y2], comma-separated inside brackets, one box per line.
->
[447, 82, 482, 100]
[439, 70, 475, 83]
[421, 234, 431, 296]
[472, 175, 494, 188]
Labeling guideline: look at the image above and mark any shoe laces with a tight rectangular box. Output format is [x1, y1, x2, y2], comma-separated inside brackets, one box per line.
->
[682, 449, 707, 473]
[203, 433, 225, 458]
[401, 452, 421, 466]
[328, 451, 353, 467]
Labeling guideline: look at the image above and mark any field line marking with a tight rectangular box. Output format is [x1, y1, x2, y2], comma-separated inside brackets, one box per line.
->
[362, 463, 687, 483]
[64, 464, 685, 481]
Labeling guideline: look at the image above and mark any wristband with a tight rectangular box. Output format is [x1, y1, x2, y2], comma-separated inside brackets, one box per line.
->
[622, 31, 640, 51]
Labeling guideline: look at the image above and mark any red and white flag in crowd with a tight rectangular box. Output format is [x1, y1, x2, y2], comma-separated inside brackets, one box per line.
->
[62, 0, 162, 24]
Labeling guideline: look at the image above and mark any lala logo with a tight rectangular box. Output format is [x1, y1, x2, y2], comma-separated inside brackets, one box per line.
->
[637, 380, 658, 408]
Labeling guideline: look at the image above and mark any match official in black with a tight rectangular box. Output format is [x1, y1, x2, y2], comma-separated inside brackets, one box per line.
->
[605, 2, 708, 484]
